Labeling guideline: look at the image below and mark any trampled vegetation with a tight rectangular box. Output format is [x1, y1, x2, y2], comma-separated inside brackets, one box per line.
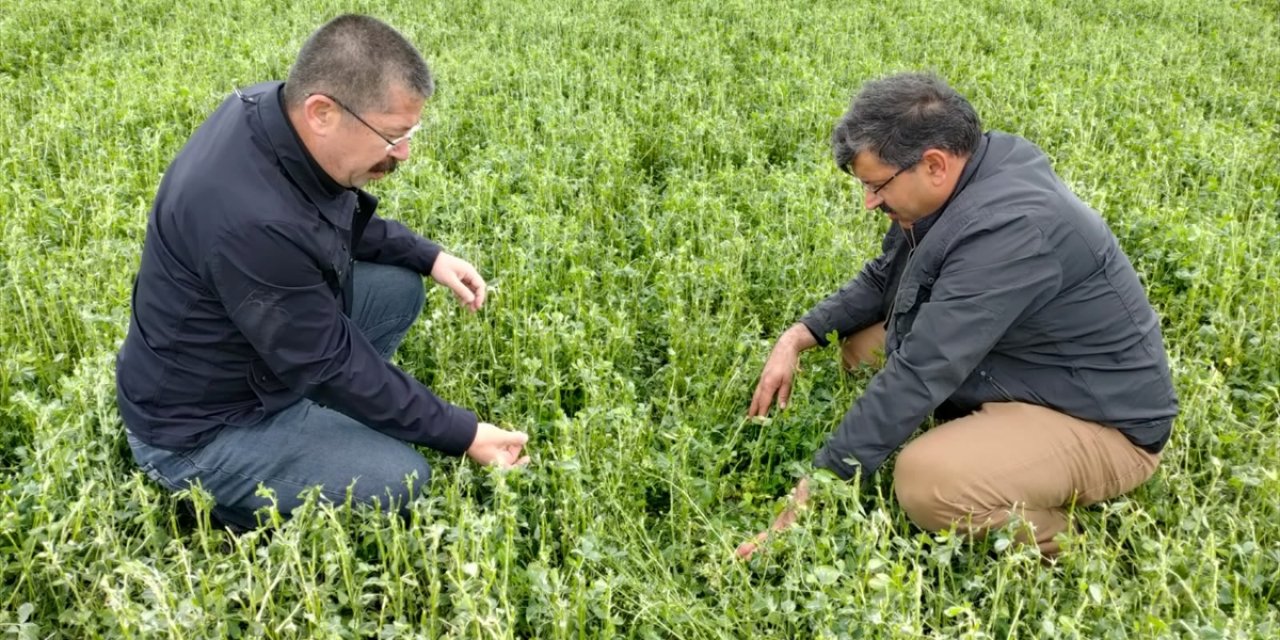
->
[1, 0, 1277, 637]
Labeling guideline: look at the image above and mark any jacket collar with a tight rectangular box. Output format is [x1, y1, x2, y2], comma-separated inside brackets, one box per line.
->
[252, 82, 356, 228]
[903, 133, 991, 239]
[944, 133, 989, 208]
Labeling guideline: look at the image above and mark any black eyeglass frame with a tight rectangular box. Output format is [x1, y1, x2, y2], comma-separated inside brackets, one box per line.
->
[867, 160, 919, 196]
[311, 92, 421, 153]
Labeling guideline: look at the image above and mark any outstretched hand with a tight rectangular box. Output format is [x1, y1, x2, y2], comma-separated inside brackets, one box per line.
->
[735, 478, 810, 560]
[748, 324, 817, 417]
[748, 341, 801, 417]
[466, 422, 531, 468]
[431, 252, 487, 313]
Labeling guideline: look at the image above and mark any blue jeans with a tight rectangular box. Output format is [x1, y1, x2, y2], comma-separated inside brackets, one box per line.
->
[126, 262, 433, 530]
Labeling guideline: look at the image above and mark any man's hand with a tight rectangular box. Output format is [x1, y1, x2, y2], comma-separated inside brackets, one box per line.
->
[735, 478, 810, 560]
[466, 422, 531, 468]
[431, 252, 487, 312]
[748, 324, 818, 417]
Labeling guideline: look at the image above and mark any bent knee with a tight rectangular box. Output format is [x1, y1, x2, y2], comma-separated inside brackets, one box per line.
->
[359, 262, 426, 314]
[893, 442, 970, 531]
[352, 455, 431, 511]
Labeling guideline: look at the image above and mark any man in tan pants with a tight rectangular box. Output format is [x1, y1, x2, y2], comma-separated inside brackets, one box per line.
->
[738, 73, 1177, 559]
[842, 326, 1159, 556]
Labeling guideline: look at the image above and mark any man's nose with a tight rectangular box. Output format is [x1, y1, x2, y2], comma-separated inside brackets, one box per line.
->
[864, 189, 882, 210]
[389, 140, 411, 162]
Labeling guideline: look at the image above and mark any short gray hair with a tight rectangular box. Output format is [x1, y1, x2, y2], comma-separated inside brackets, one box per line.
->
[831, 72, 981, 173]
[283, 14, 434, 113]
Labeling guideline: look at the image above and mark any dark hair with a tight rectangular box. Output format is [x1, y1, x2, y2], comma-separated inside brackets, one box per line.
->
[831, 72, 982, 173]
[283, 14, 433, 113]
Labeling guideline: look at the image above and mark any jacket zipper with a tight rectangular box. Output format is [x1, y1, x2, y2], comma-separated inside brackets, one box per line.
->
[979, 369, 1015, 402]
[883, 225, 919, 328]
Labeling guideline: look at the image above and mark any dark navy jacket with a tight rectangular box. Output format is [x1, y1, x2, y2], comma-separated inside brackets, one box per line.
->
[801, 133, 1178, 481]
[116, 81, 478, 455]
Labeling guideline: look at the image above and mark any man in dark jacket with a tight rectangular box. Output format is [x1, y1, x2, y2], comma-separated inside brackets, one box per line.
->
[739, 73, 1177, 558]
[116, 15, 529, 530]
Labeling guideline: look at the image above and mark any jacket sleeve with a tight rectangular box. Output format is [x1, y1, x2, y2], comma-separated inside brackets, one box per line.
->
[798, 228, 895, 346]
[355, 214, 444, 275]
[207, 221, 478, 455]
[351, 187, 443, 275]
[813, 214, 1062, 480]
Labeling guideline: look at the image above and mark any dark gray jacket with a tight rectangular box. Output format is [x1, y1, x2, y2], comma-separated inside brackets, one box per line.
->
[801, 132, 1178, 481]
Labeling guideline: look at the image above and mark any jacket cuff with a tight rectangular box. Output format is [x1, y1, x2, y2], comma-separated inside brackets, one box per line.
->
[812, 446, 860, 482]
[433, 406, 479, 457]
[414, 239, 444, 276]
[798, 316, 831, 347]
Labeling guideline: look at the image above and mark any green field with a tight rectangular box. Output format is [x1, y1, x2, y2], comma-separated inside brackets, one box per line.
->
[2, 0, 1278, 637]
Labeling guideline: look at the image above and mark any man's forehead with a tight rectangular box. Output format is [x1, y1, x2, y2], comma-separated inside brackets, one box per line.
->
[851, 151, 893, 179]
[367, 99, 426, 131]
[384, 83, 427, 108]
[368, 110, 424, 131]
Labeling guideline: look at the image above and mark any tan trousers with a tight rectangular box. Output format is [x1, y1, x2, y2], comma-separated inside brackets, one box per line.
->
[841, 324, 1161, 556]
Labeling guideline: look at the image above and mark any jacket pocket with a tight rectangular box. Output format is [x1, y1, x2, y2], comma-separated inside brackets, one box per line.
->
[248, 358, 288, 394]
[977, 367, 1015, 402]
[891, 284, 930, 342]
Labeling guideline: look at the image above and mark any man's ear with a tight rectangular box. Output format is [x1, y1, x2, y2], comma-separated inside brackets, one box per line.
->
[301, 94, 340, 137]
[920, 148, 952, 185]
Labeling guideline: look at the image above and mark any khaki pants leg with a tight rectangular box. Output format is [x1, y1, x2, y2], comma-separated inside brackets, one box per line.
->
[840, 324, 887, 370]
[892, 402, 1160, 556]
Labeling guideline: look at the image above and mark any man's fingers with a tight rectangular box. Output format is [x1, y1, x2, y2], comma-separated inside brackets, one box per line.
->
[503, 444, 525, 463]
[461, 269, 487, 309]
[748, 387, 766, 417]
[470, 423, 531, 468]
[493, 449, 530, 468]
[735, 531, 770, 560]
[738, 479, 809, 561]
[750, 372, 792, 416]
[769, 482, 809, 531]
[749, 377, 777, 417]
[432, 255, 487, 311]
[489, 447, 527, 469]
[442, 272, 478, 304]
[445, 274, 476, 305]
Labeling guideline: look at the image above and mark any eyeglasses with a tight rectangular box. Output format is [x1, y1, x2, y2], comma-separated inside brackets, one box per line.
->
[313, 93, 421, 153]
[865, 161, 918, 196]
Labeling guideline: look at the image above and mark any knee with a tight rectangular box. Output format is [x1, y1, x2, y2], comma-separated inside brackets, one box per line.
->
[839, 325, 886, 371]
[353, 453, 431, 513]
[384, 265, 427, 320]
[358, 262, 426, 319]
[893, 441, 963, 532]
[387, 456, 432, 512]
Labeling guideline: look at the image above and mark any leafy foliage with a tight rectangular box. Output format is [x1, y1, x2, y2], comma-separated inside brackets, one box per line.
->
[1, 0, 1277, 637]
